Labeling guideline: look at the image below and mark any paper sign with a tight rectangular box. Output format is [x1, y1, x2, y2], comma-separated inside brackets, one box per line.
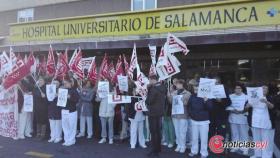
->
[246, 87, 264, 108]
[172, 95, 184, 115]
[212, 85, 226, 99]
[23, 94, 33, 112]
[197, 78, 216, 98]
[97, 81, 109, 98]
[57, 88, 68, 107]
[46, 84, 56, 101]
[228, 94, 247, 111]
[134, 100, 148, 112]
[117, 75, 128, 92]
[108, 94, 131, 104]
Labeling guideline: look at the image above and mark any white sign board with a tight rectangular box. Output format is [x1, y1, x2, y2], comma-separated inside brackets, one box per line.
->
[212, 85, 226, 99]
[97, 81, 109, 98]
[172, 95, 184, 115]
[108, 94, 131, 104]
[117, 75, 128, 92]
[228, 94, 247, 111]
[197, 78, 216, 98]
[134, 100, 148, 112]
[57, 88, 68, 107]
[23, 94, 33, 112]
[46, 84, 56, 101]
[246, 87, 264, 108]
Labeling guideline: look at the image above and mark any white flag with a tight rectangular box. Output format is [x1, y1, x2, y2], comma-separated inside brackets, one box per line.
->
[167, 33, 189, 55]
[128, 43, 138, 80]
[149, 45, 157, 65]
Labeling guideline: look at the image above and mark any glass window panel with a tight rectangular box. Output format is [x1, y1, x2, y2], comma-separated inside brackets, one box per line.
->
[145, 0, 156, 9]
[133, 0, 143, 11]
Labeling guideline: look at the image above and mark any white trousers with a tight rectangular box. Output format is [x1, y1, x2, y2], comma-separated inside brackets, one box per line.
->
[79, 116, 93, 136]
[191, 120, 209, 157]
[252, 127, 275, 158]
[62, 110, 77, 144]
[230, 123, 249, 152]
[172, 118, 188, 149]
[49, 119, 62, 140]
[18, 112, 32, 137]
[130, 119, 145, 147]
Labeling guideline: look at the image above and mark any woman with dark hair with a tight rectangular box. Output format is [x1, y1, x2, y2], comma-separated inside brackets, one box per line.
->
[76, 80, 95, 139]
[227, 83, 249, 155]
[47, 80, 62, 143]
[246, 85, 275, 158]
[33, 77, 48, 140]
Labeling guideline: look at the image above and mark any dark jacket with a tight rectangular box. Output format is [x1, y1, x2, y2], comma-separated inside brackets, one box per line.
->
[48, 97, 62, 120]
[274, 94, 280, 120]
[188, 94, 213, 121]
[62, 88, 79, 113]
[210, 89, 231, 123]
[127, 97, 140, 119]
[247, 95, 276, 129]
[145, 82, 167, 117]
[33, 85, 48, 124]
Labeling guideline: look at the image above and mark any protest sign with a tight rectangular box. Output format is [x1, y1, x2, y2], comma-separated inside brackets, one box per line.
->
[212, 85, 226, 99]
[57, 88, 68, 107]
[171, 95, 184, 115]
[108, 94, 131, 104]
[117, 75, 128, 92]
[228, 94, 247, 111]
[23, 94, 33, 112]
[197, 78, 216, 98]
[46, 84, 56, 101]
[246, 87, 264, 108]
[97, 81, 109, 98]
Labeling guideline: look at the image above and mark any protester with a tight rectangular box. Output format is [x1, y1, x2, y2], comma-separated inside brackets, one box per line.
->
[209, 77, 231, 142]
[47, 80, 62, 143]
[76, 80, 95, 139]
[274, 83, 280, 153]
[188, 85, 212, 158]
[246, 85, 275, 158]
[96, 82, 116, 145]
[61, 79, 79, 146]
[119, 89, 129, 142]
[228, 84, 249, 155]
[168, 79, 191, 153]
[33, 77, 48, 140]
[127, 88, 146, 149]
[17, 78, 34, 139]
[145, 75, 167, 157]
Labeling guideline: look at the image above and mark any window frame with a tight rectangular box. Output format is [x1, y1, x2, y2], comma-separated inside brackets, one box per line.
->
[17, 8, 34, 23]
[131, 0, 157, 11]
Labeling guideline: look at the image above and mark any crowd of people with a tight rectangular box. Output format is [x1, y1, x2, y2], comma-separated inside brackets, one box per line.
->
[14, 73, 280, 158]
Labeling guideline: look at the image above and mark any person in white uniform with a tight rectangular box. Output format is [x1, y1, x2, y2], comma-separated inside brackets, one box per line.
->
[228, 84, 249, 155]
[246, 85, 275, 158]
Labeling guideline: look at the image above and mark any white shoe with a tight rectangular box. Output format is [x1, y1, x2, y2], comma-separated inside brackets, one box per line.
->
[242, 150, 249, 155]
[161, 142, 168, 146]
[250, 156, 258, 158]
[145, 139, 150, 142]
[230, 148, 238, 153]
[175, 146, 180, 152]
[140, 144, 147, 149]
[76, 133, 85, 138]
[87, 135, 92, 139]
[19, 136, 25, 139]
[98, 138, 106, 144]
[62, 142, 68, 146]
[13, 137, 19, 140]
[109, 139, 113, 144]
[179, 147, 186, 153]
[131, 145, 135, 149]
[201, 155, 207, 158]
[64, 142, 75, 146]
[48, 138, 55, 143]
[54, 138, 62, 143]
[188, 153, 196, 157]
[167, 144, 174, 148]
[25, 134, 32, 138]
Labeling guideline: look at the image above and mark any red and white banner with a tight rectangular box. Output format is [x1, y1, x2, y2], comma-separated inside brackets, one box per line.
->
[128, 44, 138, 80]
[112, 55, 124, 84]
[108, 62, 115, 81]
[47, 45, 56, 76]
[9, 47, 17, 70]
[167, 33, 189, 55]
[134, 100, 148, 112]
[0, 51, 12, 76]
[99, 53, 109, 79]
[82, 57, 95, 71]
[0, 87, 18, 138]
[149, 63, 157, 77]
[123, 54, 129, 75]
[55, 52, 69, 79]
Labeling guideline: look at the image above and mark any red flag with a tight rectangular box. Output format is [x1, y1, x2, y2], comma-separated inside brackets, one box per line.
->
[108, 61, 115, 82]
[38, 56, 47, 75]
[64, 48, 69, 64]
[55, 52, 69, 79]
[123, 54, 129, 74]
[87, 57, 97, 84]
[3, 53, 34, 89]
[47, 45, 56, 76]
[99, 53, 109, 79]
[112, 55, 124, 83]
[70, 48, 83, 79]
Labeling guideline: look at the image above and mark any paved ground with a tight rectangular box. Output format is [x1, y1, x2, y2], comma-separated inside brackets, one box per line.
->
[0, 136, 249, 158]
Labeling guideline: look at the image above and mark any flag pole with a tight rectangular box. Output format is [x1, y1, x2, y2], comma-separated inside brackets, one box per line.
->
[30, 73, 44, 94]
[17, 84, 24, 94]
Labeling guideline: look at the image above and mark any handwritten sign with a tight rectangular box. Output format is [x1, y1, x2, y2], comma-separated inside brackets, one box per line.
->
[246, 87, 264, 108]
[228, 94, 247, 111]
[97, 81, 109, 98]
[172, 95, 184, 115]
[23, 94, 33, 112]
[117, 75, 128, 92]
[212, 85, 226, 99]
[197, 78, 216, 98]
[134, 100, 148, 112]
[57, 88, 68, 107]
[46, 84, 56, 101]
